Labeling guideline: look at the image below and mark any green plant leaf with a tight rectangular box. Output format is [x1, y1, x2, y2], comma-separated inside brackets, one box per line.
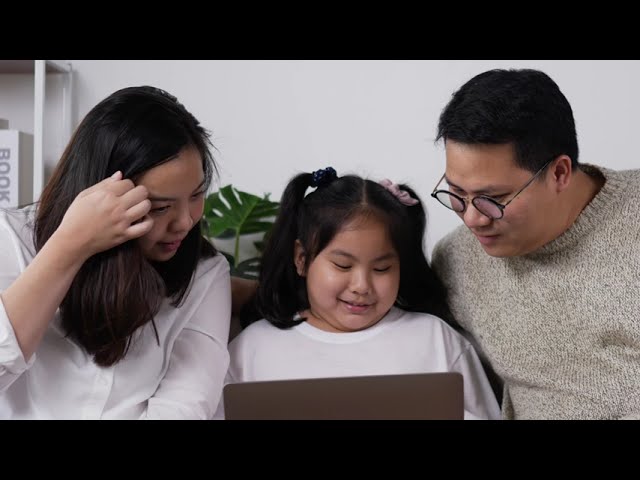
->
[232, 257, 262, 280]
[204, 185, 279, 238]
[203, 184, 279, 268]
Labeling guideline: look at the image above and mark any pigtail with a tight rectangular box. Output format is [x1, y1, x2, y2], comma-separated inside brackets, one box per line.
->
[255, 173, 313, 328]
[394, 184, 457, 327]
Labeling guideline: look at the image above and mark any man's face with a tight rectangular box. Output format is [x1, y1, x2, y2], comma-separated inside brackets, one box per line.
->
[444, 140, 557, 257]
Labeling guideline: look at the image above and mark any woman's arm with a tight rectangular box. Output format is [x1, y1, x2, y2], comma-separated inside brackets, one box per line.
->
[142, 255, 231, 419]
[1, 230, 88, 362]
[0, 173, 152, 361]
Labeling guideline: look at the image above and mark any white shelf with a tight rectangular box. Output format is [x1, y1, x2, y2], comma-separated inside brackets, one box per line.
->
[0, 60, 72, 74]
[0, 60, 73, 202]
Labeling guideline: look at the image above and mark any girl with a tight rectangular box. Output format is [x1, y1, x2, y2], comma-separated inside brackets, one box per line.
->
[218, 167, 500, 419]
[0, 86, 230, 419]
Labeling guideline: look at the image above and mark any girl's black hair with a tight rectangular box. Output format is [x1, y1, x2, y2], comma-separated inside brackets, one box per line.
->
[247, 171, 452, 329]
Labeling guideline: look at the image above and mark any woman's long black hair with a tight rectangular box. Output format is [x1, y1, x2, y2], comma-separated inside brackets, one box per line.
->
[34, 86, 217, 366]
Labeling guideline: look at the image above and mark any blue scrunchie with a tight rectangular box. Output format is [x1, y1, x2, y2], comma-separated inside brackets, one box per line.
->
[310, 167, 337, 188]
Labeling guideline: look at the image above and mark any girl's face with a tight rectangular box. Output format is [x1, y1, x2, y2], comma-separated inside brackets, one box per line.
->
[295, 214, 400, 333]
[135, 145, 206, 262]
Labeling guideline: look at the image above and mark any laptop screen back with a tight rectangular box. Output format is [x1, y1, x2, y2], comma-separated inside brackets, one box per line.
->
[223, 372, 463, 420]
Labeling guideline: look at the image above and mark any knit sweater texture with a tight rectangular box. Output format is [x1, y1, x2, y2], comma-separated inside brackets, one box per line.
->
[431, 165, 640, 419]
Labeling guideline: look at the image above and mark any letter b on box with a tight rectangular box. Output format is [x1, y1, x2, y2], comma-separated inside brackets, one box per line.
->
[0, 130, 33, 207]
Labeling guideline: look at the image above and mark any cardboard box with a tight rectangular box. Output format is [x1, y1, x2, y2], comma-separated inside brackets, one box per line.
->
[0, 129, 34, 207]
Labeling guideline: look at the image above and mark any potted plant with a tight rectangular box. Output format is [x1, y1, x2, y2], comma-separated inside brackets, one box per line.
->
[202, 185, 280, 279]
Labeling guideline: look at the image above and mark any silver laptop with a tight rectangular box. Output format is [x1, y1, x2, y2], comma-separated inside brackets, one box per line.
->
[223, 372, 463, 420]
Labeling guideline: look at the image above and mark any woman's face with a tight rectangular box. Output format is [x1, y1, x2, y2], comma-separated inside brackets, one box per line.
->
[135, 146, 206, 262]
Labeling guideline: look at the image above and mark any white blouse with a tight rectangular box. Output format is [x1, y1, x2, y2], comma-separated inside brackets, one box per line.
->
[0, 207, 231, 419]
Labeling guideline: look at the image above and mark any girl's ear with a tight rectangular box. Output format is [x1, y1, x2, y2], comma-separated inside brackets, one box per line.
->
[294, 239, 307, 276]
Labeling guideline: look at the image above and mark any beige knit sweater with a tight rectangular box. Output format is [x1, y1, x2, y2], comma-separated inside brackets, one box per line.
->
[432, 165, 640, 419]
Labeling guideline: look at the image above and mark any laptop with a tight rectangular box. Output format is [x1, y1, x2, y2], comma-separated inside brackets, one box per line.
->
[222, 372, 463, 420]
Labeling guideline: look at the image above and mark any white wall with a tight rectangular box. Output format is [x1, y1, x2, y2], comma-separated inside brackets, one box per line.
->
[4, 60, 640, 256]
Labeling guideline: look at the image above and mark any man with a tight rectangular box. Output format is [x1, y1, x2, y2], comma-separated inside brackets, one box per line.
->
[430, 68, 640, 419]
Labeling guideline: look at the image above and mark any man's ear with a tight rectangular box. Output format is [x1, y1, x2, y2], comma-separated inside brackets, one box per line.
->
[294, 240, 307, 276]
[549, 155, 573, 193]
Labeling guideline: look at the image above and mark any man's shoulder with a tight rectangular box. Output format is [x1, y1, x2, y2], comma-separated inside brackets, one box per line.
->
[434, 224, 469, 248]
[621, 166, 640, 192]
[432, 224, 476, 266]
[591, 164, 640, 194]
[616, 165, 640, 178]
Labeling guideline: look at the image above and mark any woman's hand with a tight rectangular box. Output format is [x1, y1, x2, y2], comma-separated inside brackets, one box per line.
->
[55, 171, 154, 259]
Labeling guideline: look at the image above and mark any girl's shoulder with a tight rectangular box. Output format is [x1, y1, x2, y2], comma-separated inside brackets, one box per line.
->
[232, 318, 279, 339]
[228, 318, 283, 351]
[393, 308, 472, 346]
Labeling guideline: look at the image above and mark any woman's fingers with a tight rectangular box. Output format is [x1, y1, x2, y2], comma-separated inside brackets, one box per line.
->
[120, 185, 150, 211]
[125, 199, 152, 224]
[60, 172, 157, 252]
[104, 177, 138, 197]
[125, 217, 154, 239]
[77, 171, 122, 198]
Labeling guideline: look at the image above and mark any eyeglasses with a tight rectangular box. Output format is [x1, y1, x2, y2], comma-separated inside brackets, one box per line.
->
[430, 159, 553, 220]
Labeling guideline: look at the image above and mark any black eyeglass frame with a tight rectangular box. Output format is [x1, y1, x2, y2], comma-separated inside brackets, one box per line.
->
[430, 159, 554, 220]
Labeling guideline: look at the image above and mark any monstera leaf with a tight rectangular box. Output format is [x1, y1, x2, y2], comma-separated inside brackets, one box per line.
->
[202, 185, 279, 278]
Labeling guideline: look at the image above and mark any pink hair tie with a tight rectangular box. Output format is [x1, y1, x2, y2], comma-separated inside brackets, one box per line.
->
[379, 179, 419, 206]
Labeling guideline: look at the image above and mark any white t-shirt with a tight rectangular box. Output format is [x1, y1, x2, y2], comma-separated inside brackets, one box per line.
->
[0, 207, 231, 419]
[216, 307, 501, 420]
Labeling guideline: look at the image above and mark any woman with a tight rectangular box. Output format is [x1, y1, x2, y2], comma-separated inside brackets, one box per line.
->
[0, 86, 230, 419]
